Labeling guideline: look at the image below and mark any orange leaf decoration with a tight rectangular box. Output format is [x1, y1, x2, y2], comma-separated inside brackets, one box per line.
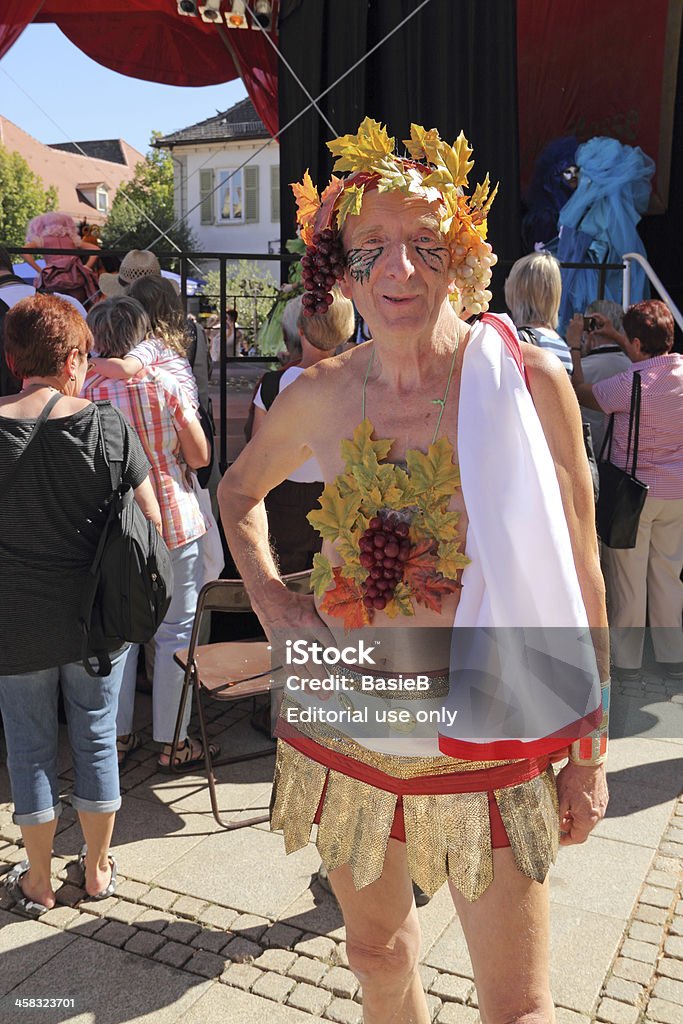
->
[319, 568, 371, 631]
[291, 169, 320, 229]
[402, 540, 461, 614]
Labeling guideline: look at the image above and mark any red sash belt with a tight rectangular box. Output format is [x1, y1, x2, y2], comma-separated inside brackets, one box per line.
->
[278, 724, 550, 796]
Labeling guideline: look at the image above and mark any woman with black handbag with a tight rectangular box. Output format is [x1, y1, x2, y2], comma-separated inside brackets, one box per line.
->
[0, 295, 160, 915]
[571, 300, 683, 680]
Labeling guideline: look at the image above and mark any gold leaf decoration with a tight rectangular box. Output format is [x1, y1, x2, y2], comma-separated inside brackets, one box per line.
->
[327, 117, 395, 173]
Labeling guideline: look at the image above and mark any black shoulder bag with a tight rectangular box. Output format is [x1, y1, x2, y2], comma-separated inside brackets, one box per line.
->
[596, 372, 649, 549]
[80, 402, 174, 677]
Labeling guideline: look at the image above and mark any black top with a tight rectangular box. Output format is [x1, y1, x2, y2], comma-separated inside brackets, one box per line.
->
[0, 402, 149, 674]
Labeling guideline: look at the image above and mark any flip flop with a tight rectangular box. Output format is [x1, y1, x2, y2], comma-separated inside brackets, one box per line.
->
[77, 845, 117, 900]
[4, 860, 50, 918]
[156, 739, 221, 774]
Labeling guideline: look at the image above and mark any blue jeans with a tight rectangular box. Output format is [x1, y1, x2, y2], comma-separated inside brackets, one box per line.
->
[0, 647, 128, 825]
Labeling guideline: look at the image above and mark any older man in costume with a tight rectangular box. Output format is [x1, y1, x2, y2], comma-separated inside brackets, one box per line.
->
[219, 119, 609, 1024]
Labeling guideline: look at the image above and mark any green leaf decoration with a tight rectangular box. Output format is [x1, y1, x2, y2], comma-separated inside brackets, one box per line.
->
[437, 541, 471, 580]
[307, 483, 362, 541]
[310, 553, 334, 597]
[419, 506, 461, 544]
[384, 582, 414, 619]
[405, 437, 461, 500]
[340, 419, 393, 470]
[336, 183, 365, 229]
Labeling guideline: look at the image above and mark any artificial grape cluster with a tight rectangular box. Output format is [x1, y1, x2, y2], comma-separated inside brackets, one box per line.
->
[449, 229, 498, 318]
[301, 228, 346, 316]
[359, 513, 412, 612]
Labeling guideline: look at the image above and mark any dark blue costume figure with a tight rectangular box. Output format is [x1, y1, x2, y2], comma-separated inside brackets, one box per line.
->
[522, 137, 578, 253]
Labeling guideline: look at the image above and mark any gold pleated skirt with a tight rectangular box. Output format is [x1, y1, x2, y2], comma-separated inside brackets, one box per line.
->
[270, 737, 559, 901]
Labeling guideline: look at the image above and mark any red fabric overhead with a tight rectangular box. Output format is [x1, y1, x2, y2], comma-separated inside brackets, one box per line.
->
[517, 0, 676, 209]
[0, 0, 45, 61]
[2, 0, 278, 137]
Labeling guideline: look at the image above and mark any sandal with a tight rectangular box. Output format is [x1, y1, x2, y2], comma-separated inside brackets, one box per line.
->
[4, 860, 51, 918]
[77, 845, 117, 900]
[156, 739, 220, 775]
[116, 731, 143, 767]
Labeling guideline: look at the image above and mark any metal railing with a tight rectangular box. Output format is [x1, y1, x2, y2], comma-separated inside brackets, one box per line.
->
[8, 246, 295, 468]
[9, 246, 681, 467]
[622, 253, 683, 332]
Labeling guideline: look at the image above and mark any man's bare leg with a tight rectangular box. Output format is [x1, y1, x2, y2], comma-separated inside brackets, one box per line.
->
[328, 838, 429, 1024]
[450, 847, 554, 1024]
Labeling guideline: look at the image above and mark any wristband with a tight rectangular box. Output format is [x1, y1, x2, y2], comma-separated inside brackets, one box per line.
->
[569, 680, 609, 765]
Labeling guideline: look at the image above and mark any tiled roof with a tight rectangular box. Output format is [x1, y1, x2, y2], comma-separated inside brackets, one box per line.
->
[0, 118, 144, 225]
[48, 140, 130, 165]
[155, 97, 268, 147]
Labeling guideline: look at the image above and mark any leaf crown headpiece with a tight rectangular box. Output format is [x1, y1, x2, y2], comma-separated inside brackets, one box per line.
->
[291, 118, 498, 318]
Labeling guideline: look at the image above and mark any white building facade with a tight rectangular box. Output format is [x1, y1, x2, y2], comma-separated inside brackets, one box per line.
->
[156, 98, 281, 279]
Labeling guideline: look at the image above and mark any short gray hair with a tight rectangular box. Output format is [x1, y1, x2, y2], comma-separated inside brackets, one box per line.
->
[87, 297, 150, 358]
[280, 296, 303, 356]
[585, 299, 623, 333]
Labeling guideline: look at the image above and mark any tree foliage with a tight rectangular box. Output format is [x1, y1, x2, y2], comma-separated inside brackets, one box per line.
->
[0, 144, 58, 250]
[203, 260, 278, 347]
[101, 133, 197, 259]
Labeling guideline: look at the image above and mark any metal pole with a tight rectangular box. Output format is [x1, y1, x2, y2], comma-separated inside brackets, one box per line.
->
[180, 257, 188, 312]
[219, 258, 227, 470]
[622, 257, 631, 312]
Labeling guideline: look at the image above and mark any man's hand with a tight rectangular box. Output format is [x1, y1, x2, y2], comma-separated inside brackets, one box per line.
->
[556, 761, 609, 845]
[260, 587, 336, 650]
[566, 313, 586, 353]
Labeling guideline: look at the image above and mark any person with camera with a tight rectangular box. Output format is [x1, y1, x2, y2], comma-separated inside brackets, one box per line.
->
[566, 302, 631, 452]
[570, 299, 683, 680]
[0, 295, 159, 915]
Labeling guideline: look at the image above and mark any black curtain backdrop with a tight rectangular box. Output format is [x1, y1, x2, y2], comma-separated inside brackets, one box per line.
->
[277, 0, 521, 301]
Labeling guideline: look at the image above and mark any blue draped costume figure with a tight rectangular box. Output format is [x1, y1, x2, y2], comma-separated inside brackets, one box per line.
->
[557, 137, 654, 332]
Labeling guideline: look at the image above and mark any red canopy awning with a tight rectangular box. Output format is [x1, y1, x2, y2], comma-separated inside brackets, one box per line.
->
[0, 0, 278, 137]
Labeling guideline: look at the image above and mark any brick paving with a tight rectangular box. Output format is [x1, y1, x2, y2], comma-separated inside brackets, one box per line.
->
[0, 673, 681, 1022]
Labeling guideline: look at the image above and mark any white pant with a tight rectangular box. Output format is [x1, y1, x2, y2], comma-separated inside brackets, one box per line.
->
[603, 496, 683, 669]
[116, 538, 202, 742]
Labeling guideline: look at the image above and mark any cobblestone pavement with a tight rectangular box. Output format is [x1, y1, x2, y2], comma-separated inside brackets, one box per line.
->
[0, 668, 681, 1023]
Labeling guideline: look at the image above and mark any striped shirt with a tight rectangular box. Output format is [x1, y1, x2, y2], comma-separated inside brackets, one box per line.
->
[84, 367, 206, 549]
[518, 326, 573, 374]
[593, 353, 683, 499]
[128, 337, 199, 409]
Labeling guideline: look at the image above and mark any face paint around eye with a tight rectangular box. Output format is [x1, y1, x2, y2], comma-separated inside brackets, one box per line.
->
[415, 245, 450, 273]
[346, 246, 384, 283]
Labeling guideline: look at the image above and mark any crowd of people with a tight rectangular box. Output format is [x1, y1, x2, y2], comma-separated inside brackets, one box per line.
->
[1, 119, 682, 1019]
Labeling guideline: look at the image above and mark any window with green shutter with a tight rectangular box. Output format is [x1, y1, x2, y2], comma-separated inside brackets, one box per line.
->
[199, 169, 214, 224]
[244, 165, 259, 223]
[270, 164, 280, 222]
